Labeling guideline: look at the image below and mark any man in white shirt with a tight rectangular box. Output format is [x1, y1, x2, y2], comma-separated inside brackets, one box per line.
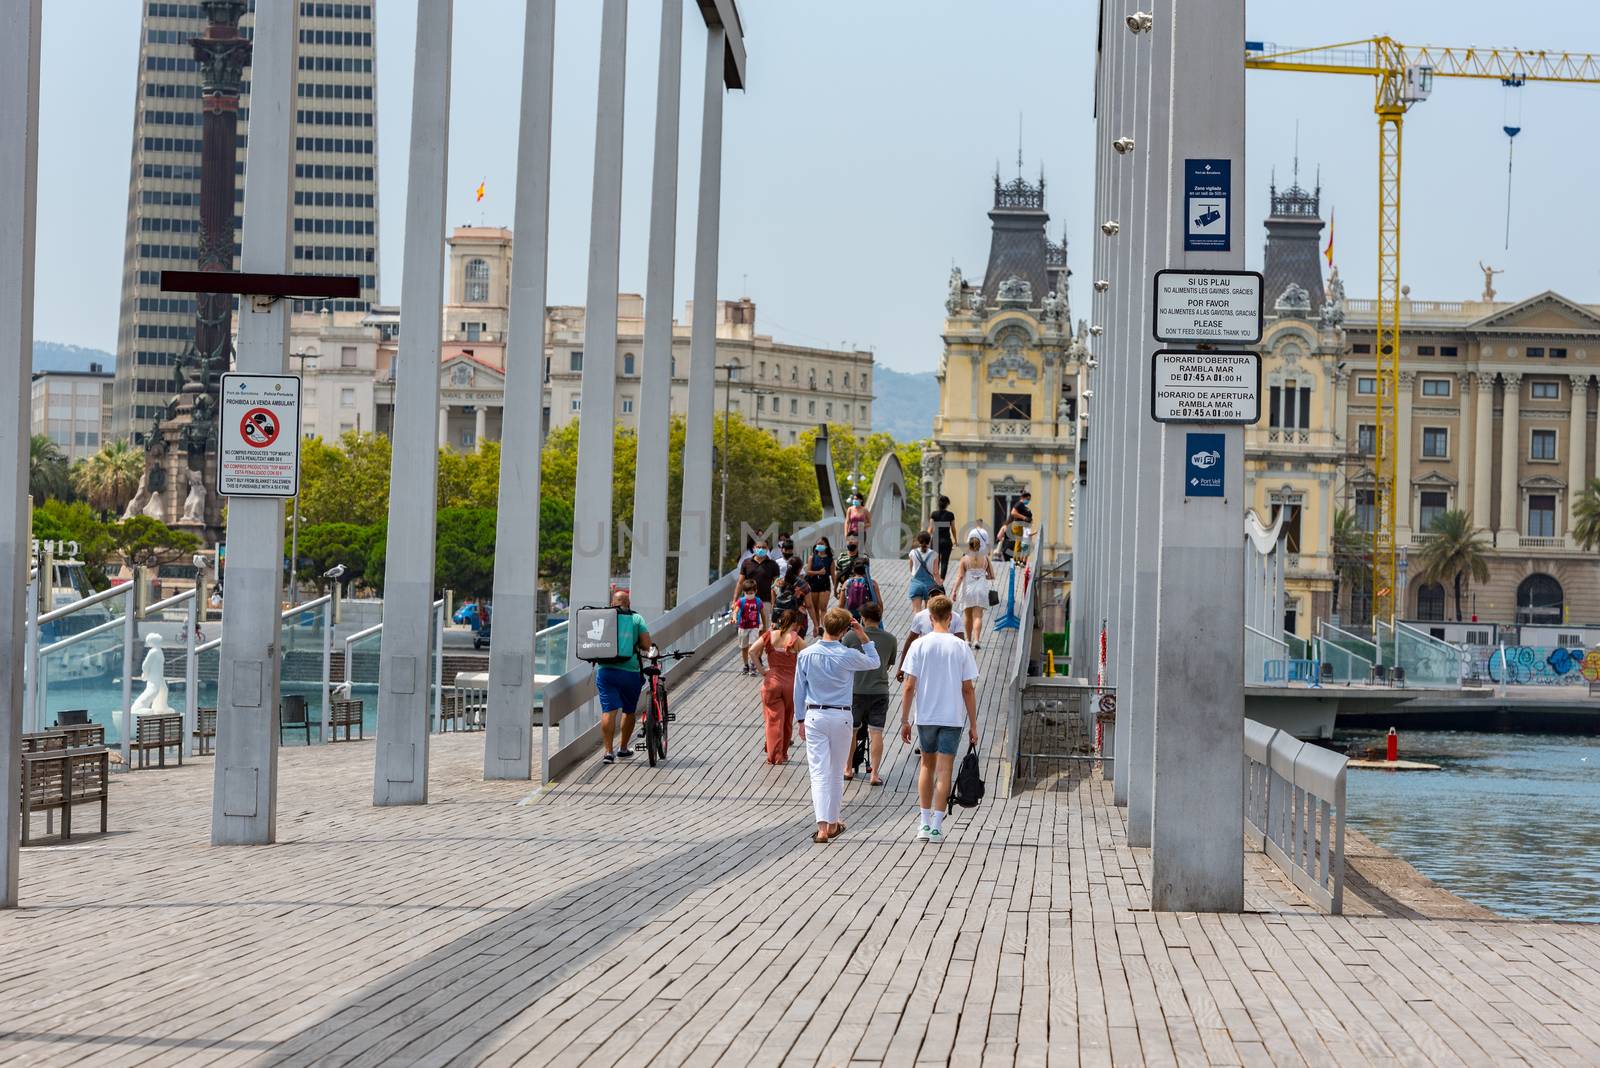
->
[894, 584, 963, 683]
[898, 595, 978, 844]
[794, 607, 881, 843]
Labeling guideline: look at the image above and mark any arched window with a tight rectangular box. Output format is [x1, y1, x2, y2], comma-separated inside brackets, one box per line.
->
[1516, 573, 1564, 625]
[464, 258, 489, 303]
[1415, 582, 1446, 622]
[623, 353, 635, 376]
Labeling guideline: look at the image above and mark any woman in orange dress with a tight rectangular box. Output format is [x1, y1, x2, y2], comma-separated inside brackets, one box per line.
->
[751, 610, 808, 764]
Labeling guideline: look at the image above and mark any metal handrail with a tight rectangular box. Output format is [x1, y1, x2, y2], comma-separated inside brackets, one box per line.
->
[1000, 561, 1037, 795]
[38, 582, 129, 626]
[1243, 718, 1346, 914]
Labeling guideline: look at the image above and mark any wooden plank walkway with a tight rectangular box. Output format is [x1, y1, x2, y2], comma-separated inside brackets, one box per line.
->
[2, 564, 1598, 1065]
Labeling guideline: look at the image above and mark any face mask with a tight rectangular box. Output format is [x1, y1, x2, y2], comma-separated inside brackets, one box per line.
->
[846, 542, 858, 552]
[754, 549, 768, 559]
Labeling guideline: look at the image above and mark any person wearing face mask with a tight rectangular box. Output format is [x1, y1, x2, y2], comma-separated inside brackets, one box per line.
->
[738, 539, 781, 608]
[834, 536, 863, 601]
[845, 493, 871, 543]
[1003, 491, 1033, 562]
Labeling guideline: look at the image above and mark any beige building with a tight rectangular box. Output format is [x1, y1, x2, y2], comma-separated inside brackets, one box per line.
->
[114, 1, 380, 436]
[30, 367, 115, 463]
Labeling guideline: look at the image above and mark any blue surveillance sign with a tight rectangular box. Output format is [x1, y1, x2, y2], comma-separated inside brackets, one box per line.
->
[1184, 159, 1230, 252]
[1185, 433, 1225, 498]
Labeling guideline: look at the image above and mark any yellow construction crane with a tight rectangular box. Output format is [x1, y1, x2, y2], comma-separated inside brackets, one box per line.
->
[1245, 37, 1600, 623]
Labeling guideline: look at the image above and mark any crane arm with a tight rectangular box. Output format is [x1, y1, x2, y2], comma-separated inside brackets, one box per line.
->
[1246, 37, 1600, 84]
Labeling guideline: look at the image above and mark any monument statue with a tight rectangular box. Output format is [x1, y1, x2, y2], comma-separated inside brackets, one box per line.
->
[130, 633, 174, 717]
[945, 267, 965, 316]
[1479, 261, 1504, 302]
[181, 467, 207, 523]
[123, 469, 152, 521]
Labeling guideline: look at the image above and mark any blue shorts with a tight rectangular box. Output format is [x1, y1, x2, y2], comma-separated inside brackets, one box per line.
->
[595, 666, 644, 715]
[917, 724, 963, 756]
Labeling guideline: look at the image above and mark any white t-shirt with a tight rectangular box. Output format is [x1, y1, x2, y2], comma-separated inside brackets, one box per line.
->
[902, 631, 978, 727]
[908, 546, 937, 577]
[909, 608, 964, 636]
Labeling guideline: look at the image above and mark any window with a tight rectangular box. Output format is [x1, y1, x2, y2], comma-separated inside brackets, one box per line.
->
[756, 395, 765, 412]
[340, 346, 357, 367]
[825, 403, 833, 418]
[1421, 379, 1451, 397]
[1466, 629, 1491, 645]
[1269, 498, 1303, 553]
[621, 397, 634, 414]
[464, 259, 489, 302]
[759, 361, 766, 379]
[1416, 345, 1435, 356]
[1531, 429, 1557, 460]
[1357, 377, 1376, 395]
[1526, 346, 1545, 358]
[826, 370, 834, 387]
[569, 350, 583, 372]
[1352, 343, 1372, 354]
[1528, 494, 1557, 537]
[623, 353, 635, 376]
[1551, 347, 1568, 359]
[464, 322, 481, 342]
[1270, 383, 1312, 429]
[1517, 573, 1564, 624]
[1422, 427, 1448, 458]
[1439, 345, 1458, 357]
[1531, 380, 1559, 399]
[807, 400, 816, 415]
[1354, 488, 1376, 533]
[790, 398, 798, 414]
[570, 396, 582, 412]
[790, 367, 798, 383]
[340, 388, 355, 408]
[1419, 490, 1449, 530]
[1357, 424, 1376, 455]
[843, 372, 851, 389]
[991, 393, 1033, 420]
[1415, 582, 1446, 622]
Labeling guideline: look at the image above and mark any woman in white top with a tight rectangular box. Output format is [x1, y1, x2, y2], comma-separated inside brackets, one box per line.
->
[950, 535, 995, 650]
[906, 530, 938, 612]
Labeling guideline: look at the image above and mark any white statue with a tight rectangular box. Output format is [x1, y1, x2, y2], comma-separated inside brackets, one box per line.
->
[123, 469, 151, 520]
[180, 468, 206, 523]
[945, 267, 965, 316]
[142, 481, 166, 521]
[130, 632, 174, 717]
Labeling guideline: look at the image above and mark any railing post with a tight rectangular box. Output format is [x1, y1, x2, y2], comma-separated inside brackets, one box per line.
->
[432, 600, 444, 734]
[23, 577, 37, 733]
[321, 597, 333, 742]
[120, 587, 134, 770]
[185, 591, 198, 757]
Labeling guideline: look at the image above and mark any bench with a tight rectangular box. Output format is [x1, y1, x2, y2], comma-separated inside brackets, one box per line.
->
[194, 708, 217, 755]
[329, 699, 364, 742]
[131, 713, 184, 769]
[21, 747, 109, 845]
[436, 692, 469, 732]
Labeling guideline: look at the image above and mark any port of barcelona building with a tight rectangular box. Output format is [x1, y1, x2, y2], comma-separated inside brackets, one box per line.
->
[113, 0, 379, 437]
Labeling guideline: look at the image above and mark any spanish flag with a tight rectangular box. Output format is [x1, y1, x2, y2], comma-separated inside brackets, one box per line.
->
[1324, 208, 1335, 267]
[475, 180, 486, 203]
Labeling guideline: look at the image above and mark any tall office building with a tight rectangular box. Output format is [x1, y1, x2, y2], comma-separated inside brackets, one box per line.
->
[113, 0, 379, 438]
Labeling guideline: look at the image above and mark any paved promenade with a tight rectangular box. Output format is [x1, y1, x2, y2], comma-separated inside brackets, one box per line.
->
[3, 569, 1600, 1065]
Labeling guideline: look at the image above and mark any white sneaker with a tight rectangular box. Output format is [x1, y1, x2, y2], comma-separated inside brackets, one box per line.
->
[916, 824, 931, 842]
[927, 828, 944, 845]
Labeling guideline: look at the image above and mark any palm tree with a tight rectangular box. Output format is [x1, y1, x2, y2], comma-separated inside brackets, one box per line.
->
[72, 439, 145, 516]
[1415, 509, 1491, 622]
[1330, 507, 1368, 620]
[29, 434, 71, 503]
[1573, 478, 1600, 551]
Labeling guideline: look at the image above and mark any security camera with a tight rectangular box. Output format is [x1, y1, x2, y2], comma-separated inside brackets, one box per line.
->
[1093, 279, 1110, 292]
[1100, 220, 1120, 236]
[324, 563, 348, 580]
[1126, 11, 1154, 33]
[1112, 137, 1135, 155]
[1089, 324, 1104, 336]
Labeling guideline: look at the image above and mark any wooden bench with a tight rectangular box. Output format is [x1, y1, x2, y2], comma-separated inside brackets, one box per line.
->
[131, 713, 184, 769]
[21, 747, 109, 844]
[194, 708, 217, 755]
[329, 699, 364, 742]
[437, 692, 468, 732]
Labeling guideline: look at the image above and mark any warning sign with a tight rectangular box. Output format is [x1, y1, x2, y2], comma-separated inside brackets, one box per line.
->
[1149, 350, 1260, 424]
[1152, 269, 1263, 344]
[219, 373, 301, 497]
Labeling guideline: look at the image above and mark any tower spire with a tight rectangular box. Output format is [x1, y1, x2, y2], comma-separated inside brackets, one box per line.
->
[1017, 112, 1024, 177]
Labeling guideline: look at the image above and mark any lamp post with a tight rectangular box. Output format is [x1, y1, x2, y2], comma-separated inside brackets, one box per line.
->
[287, 348, 314, 598]
[740, 385, 775, 432]
[716, 362, 740, 574]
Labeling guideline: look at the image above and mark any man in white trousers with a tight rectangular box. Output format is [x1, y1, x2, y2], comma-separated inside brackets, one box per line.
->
[899, 595, 978, 844]
[794, 606, 880, 843]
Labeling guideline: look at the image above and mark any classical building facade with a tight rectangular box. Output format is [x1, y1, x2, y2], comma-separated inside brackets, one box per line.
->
[1248, 179, 1600, 633]
[924, 172, 1085, 565]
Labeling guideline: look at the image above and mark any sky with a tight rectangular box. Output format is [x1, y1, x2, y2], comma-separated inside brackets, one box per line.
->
[32, 1, 1600, 373]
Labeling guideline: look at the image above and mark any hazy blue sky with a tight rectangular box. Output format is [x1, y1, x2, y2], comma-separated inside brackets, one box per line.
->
[33, 1, 1600, 372]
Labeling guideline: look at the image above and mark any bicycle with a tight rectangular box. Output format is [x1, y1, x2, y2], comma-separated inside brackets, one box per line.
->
[639, 647, 691, 766]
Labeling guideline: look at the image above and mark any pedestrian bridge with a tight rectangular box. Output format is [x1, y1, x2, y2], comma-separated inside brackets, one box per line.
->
[5, 560, 1597, 1065]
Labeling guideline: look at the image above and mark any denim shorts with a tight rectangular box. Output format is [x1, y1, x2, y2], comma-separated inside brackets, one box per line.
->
[917, 724, 963, 756]
[595, 666, 644, 715]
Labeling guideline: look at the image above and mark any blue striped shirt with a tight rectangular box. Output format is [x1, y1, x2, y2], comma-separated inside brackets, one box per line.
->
[792, 639, 880, 720]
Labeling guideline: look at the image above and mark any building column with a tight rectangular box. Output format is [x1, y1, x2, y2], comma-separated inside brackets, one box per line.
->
[676, 21, 728, 603]
[630, 0, 685, 624]
[1457, 372, 1472, 513]
[0, 0, 41, 906]
[484, 0, 555, 782]
[473, 405, 487, 449]
[1472, 372, 1493, 527]
[374, 0, 453, 805]
[1498, 373, 1521, 542]
[1567, 375, 1588, 538]
[1394, 372, 1414, 535]
[437, 406, 449, 448]
[211, 0, 295, 845]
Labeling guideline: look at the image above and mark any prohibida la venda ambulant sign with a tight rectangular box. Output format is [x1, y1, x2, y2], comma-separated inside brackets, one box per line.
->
[218, 373, 302, 497]
[1150, 350, 1260, 424]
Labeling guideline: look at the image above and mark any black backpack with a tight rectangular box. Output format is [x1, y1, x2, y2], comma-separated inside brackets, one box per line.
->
[948, 744, 985, 812]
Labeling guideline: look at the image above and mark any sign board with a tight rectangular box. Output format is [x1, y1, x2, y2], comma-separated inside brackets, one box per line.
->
[1150, 349, 1260, 424]
[1183, 159, 1231, 252]
[218, 373, 302, 497]
[1152, 269, 1262, 344]
[572, 605, 624, 662]
[1184, 433, 1226, 498]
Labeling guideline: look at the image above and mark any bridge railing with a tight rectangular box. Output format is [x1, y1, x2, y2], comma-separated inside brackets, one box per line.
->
[997, 560, 1036, 796]
[1244, 717, 1346, 914]
[1316, 620, 1376, 683]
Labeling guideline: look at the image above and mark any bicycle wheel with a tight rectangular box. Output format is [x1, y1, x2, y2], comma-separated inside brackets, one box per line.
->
[645, 715, 660, 767]
[656, 688, 670, 759]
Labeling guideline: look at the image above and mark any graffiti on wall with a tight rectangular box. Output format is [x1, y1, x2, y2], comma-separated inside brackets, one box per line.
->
[1474, 645, 1600, 686]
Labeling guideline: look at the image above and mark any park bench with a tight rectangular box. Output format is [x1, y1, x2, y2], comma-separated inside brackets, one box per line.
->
[131, 713, 184, 769]
[437, 692, 469, 732]
[194, 708, 216, 755]
[329, 699, 364, 742]
[20, 746, 109, 844]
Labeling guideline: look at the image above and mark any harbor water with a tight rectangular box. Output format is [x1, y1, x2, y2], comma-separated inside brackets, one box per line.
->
[1338, 729, 1600, 922]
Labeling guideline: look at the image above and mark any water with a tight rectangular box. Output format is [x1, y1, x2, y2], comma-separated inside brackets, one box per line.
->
[40, 678, 382, 746]
[1339, 729, 1600, 922]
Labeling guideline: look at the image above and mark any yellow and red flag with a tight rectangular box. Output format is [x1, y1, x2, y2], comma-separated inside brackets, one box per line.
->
[1324, 208, 1335, 267]
[475, 180, 486, 203]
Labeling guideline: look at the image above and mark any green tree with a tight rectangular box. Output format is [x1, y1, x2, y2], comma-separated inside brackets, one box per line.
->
[434, 507, 497, 599]
[110, 515, 200, 571]
[31, 499, 117, 588]
[437, 439, 502, 510]
[29, 434, 71, 504]
[1330, 506, 1368, 619]
[294, 522, 371, 589]
[1572, 478, 1600, 552]
[538, 496, 575, 589]
[1415, 509, 1491, 622]
[71, 439, 145, 516]
[297, 431, 392, 526]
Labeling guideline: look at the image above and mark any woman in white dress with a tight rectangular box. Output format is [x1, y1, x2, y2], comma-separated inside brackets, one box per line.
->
[950, 535, 995, 650]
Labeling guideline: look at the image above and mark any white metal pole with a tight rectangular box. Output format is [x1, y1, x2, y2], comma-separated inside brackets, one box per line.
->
[121, 588, 134, 769]
[0, 0, 42, 908]
[675, 23, 727, 604]
[212, 0, 296, 844]
[485, 0, 556, 781]
[23, 579, 37, 733]
[432, 599, 444, 733]
[184, 592, 197, 756]
[629, 0, 685, 624]
[567, 0, 630, 671]
[320, 597, 332, 742]
[374, 0, 453, 805]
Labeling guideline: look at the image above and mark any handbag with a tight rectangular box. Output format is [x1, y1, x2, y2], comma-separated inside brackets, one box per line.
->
[987, 584, 1001, 608]
[947, 743, 986, 812]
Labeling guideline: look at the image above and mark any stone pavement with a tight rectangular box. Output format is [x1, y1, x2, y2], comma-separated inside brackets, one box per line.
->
[3, 567, 1600, 1065]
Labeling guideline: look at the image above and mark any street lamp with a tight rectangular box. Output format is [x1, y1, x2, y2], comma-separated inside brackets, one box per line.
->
[739, 385, 776, 432]
[287, 348, 315, 595]
[715, 362, 741, 573]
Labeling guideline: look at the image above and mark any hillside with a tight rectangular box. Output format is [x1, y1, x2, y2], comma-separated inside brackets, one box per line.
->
[34, 341, 115, 374]
[871, 366, 938, 442]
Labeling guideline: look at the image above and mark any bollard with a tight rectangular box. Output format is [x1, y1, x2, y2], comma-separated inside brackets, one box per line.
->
[1386, 726, 1398, 763]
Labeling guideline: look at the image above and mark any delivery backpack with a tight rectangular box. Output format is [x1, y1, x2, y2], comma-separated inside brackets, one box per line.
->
[947, 744, 986, 812]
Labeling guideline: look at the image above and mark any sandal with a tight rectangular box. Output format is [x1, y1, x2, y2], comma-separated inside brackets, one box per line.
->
[869, 776, 884, 786]
[827, 822, 847, 839]
[812, 831, 831, 843]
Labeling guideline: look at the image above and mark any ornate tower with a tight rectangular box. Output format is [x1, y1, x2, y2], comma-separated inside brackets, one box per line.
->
[1261, 172, 1326, 312]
